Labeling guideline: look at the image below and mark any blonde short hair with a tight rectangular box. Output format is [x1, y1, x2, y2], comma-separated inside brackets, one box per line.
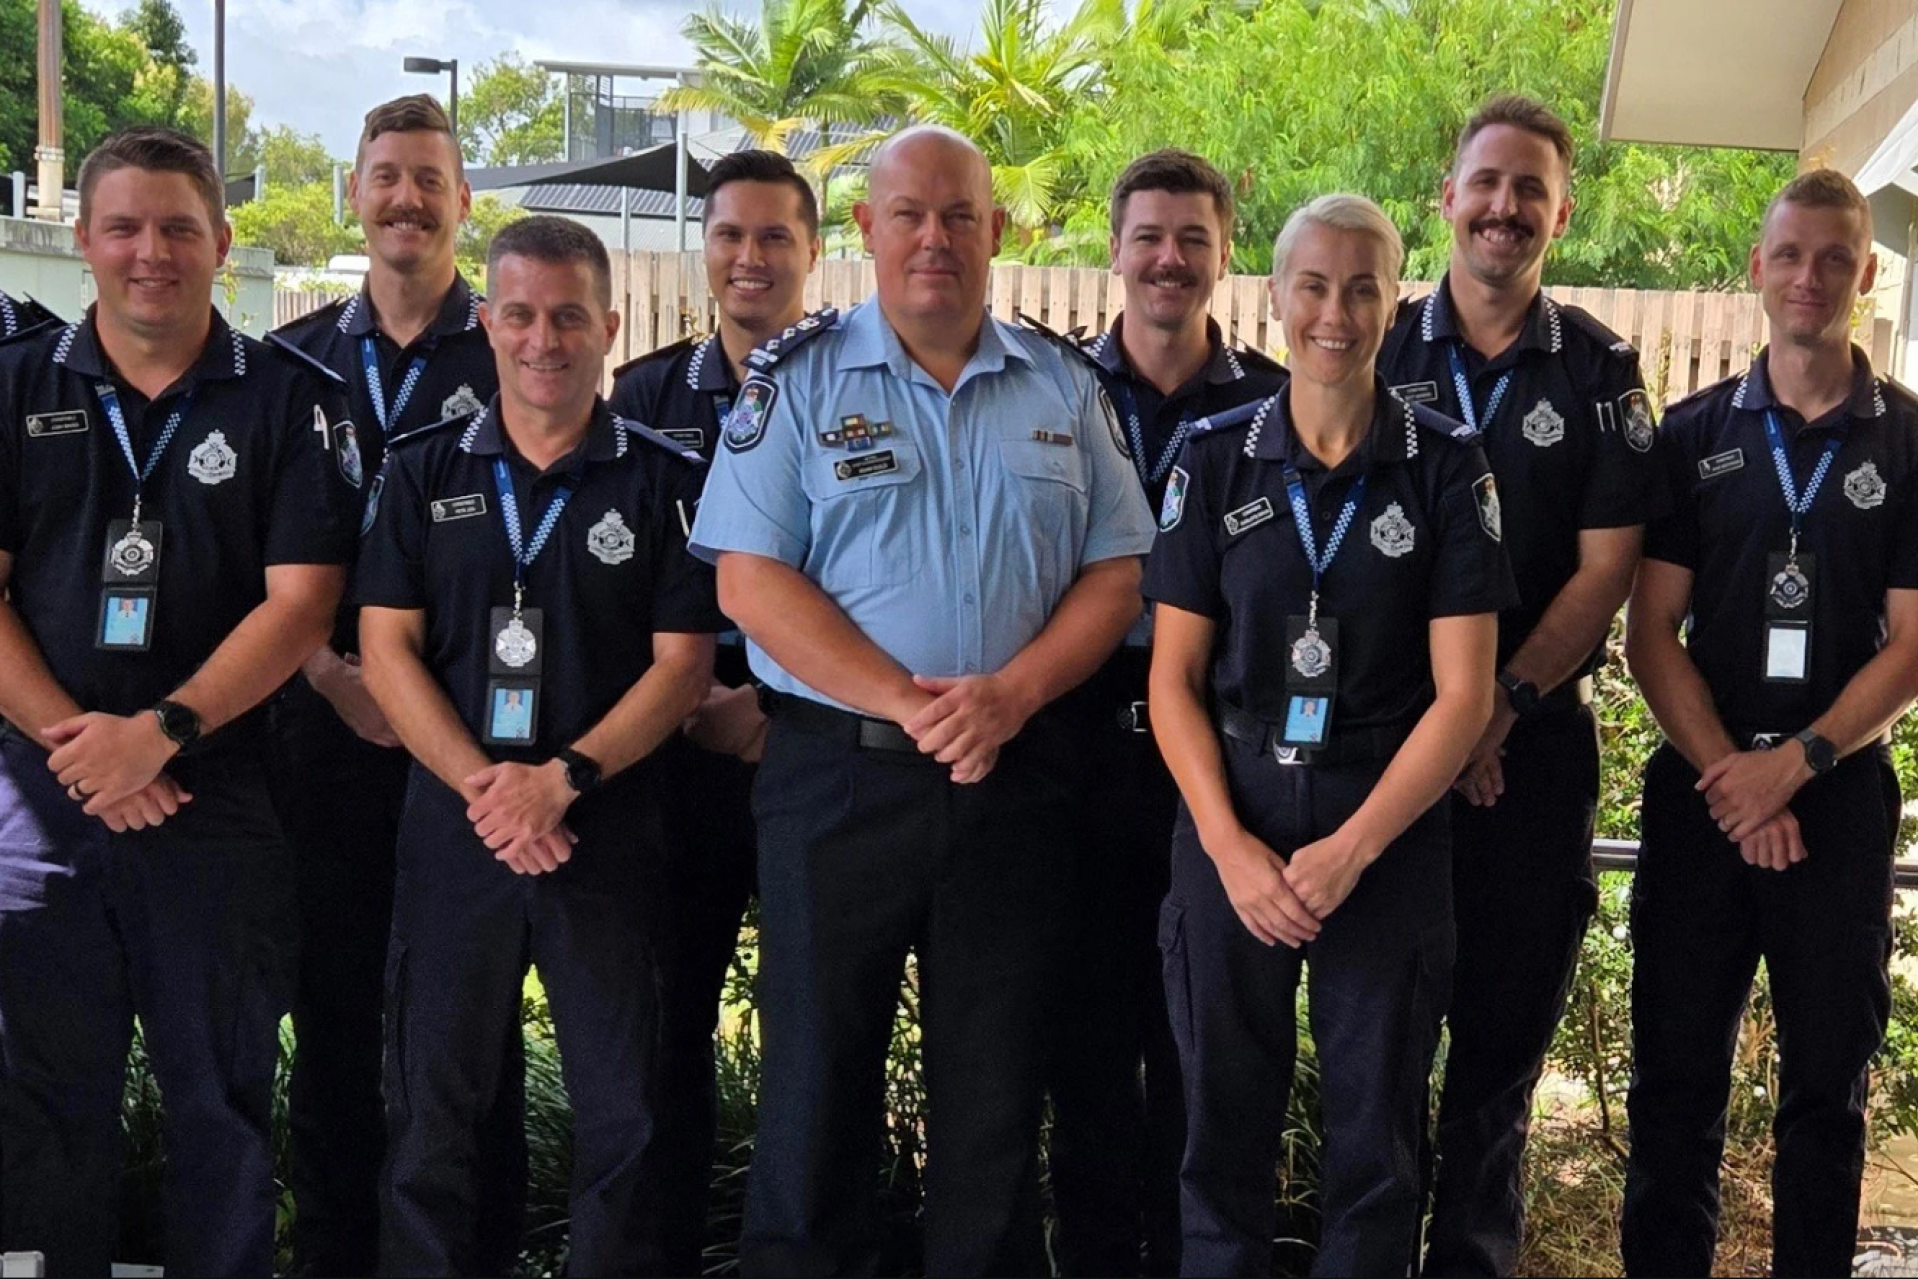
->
[1271, 194, 1405, 298]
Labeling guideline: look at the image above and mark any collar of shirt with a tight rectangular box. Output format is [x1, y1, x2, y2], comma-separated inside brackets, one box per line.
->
[1730, 345, 1887, 429]
[54, 305, 249, 393]
[1418, 273, 1564, 367]
[337, 272, 483, 345]
[457, 394, 630, 480]
[1091, 314, 1246, 393]
[835, 298, 1034, 390]
[1243, 376, 1419, 473]
[685, 334, 739, 395]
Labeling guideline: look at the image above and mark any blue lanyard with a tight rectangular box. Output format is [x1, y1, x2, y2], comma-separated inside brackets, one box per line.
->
[95, 382, 194, 526]
[1446, 344, 1511, 435]
[1281, 466, 1367, 623]
[1763, 411, 1843, 556]
[1116, 382, 1199, 484]
[361, 337, 428, 435]
[490, 457, 575, 610]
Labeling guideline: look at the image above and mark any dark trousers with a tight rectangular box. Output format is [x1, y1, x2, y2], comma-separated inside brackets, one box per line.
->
[1622, 742, 1896, 1279]
[1165, 742, 1453, 1279]
[741, 712, 1072, 1277]
[1423, 705, 1598, 1277]
[1048, 653, 1183, 1278]
[380, 765, 668, 1277]
[652, 733, 758, 1275]
[0, 732, 292, 1277]
[267, 679, 528, 1277]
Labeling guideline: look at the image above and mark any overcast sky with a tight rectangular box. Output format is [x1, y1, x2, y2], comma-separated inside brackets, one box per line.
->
[85, 0, 979, 158]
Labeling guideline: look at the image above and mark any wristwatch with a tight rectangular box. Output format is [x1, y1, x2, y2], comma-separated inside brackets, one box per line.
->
[151, 699, 201, 750]
[1792, 729, 1837, 775]
[1496, 670, 1539, 717]
[556, 747, 602, 797]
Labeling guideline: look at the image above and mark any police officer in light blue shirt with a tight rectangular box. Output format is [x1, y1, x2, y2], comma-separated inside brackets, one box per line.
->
[690, 125, 1156, 1277]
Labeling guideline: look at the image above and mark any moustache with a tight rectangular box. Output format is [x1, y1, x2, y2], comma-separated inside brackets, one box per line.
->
[1470, 216, 1533, 239]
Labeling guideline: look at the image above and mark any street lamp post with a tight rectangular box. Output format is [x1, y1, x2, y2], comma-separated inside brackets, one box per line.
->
[403, 56, 460, 139]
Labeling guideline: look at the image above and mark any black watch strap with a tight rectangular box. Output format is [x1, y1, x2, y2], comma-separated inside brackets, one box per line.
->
[1793, 729, 1837, 775]
[1496, 670, 1539, 716]
[556, 747, 601, 796]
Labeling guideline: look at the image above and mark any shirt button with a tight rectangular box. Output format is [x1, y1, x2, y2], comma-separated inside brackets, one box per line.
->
[964, 593, 975, 604]
[960, 524, 972, 536]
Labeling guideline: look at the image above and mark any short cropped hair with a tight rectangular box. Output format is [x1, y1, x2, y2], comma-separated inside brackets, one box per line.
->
[1271, 193, 1405, 299]
[1109, 149, 1235, 239]
[1763, 168, 1873, 241]
[1453, 94, 1576, 183]
[78, 127, 224, 229]
[357, 94, 461, 174]
[703, 149, 820, 236]
[487, 216, 613, 310]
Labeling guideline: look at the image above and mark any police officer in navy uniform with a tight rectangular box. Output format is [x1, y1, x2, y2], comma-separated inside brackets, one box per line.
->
[1376, 96, 1665, 1277]
[358, 215, 722, 1272]
[691, 126, 1156, 1276]
[0, 291, 57, 340]
[269, 93, 515, 1277]
[1147, 194, 1515, 1278]
[0, 127, 358, 1277]
[609, 147, 822, 1275]
[1045, 149, 1285, 1278]
[1622, 170, 1918, 1279]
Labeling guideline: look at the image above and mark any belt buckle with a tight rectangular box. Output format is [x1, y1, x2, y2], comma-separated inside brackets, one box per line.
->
[1118, 700, 1150, 734]
[1272, 744, 1305, 766]
[1750, 732, 1785, 750]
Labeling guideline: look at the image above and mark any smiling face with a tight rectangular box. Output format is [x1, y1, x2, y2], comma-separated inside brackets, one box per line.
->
[480, 253, 620, 424]
[854, 130, 1005, 332]
[351, 128, 469, 276]
[1110, 188, 1230, 335]
[75, 166, 231, 343]
[1752, 200, 1876, 349]
[1270, 220, 1394, 392]
[1442, 123, 1572, 290]
[704, 178, 819, 330]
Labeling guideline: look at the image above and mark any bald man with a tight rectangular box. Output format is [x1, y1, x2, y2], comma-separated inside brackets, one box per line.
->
[692, 126, 1157, 1275]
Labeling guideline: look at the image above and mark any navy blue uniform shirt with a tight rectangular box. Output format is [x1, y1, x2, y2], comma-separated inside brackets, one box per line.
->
[0, 308, 360, 723]
[1643, 349, 1918, 731]
[1144, 381, 1519, 730]
[609, 333, 737, 460]
[355, 397, 726, 760]
[0, 292, 58, 340]
[1380, 277, 1665, 671]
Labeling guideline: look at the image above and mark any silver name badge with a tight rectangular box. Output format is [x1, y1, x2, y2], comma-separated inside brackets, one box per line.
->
[431, 494, 489, 522]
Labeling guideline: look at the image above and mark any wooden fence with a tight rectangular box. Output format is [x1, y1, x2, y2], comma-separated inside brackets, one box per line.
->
[279, 251, 1893, 404]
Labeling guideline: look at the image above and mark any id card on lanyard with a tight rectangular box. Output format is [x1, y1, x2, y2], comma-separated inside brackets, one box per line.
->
[1760, 411, 1841, 683]
[483, 455, 573, 745]
[1279, 465, 1367, 749]
[93, 383, 194, 652]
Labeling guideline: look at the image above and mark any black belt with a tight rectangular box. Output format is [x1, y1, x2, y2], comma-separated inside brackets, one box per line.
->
[1215, 700, 1412, 767]
[760, 689, 920, 754]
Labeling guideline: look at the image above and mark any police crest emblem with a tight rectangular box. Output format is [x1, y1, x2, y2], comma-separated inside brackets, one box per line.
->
[724, 375, 777, 453]
[1620, 389, 1656, 454]
[1370, 501, 1415, 558]
[1844, 461, 1887, 510]
[188, 430, 238, 485]
[1521, 399, 1565, 448]
[1474, 473, 1503, 542]
[587, 510, 637, 565]
[333, 416, 364, 488]
[1160, 465, 1188, 531]
[442, 384, 485, 419]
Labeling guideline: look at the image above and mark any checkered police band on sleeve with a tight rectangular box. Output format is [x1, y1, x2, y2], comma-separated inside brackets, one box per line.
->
[1279, 462, 1367, 749]
[1760, 409, 1841, 683]
[92, 381, 193, 650]
[482, 452, 572, 745]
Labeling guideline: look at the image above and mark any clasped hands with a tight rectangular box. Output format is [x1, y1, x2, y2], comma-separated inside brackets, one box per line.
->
[899, 672, 1037, 784]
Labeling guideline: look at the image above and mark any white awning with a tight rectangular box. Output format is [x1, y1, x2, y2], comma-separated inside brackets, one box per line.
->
[1600, 0, 1843, 151]
[1855, 97, 1918, 247]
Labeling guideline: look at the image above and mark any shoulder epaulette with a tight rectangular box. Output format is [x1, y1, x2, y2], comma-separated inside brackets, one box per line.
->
[1189, 393, 1274, 438]
[270, 296, 349, 340]
[1014, 310, 1103, 373]
[1556, 301, 1634, 358]
[612, 333, 700, 382]
[1409, 399, 1480, 445]
[0, 314, 57, 351]
[385, 413, 468, 450]
[615, 415, 706, 464]
[2, 294, 59, 339]
[743, 307, 839, 373]
[264, 331, 349, 386]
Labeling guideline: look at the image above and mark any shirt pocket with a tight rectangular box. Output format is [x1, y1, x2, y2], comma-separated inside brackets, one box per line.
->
[802, 443, 925, 589]
[995, 438, 1090, 585]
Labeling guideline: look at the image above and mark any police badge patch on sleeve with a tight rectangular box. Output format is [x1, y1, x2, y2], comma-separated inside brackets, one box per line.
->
[334, 418, 364, 488]
[1100, 388, 1129, 459]
[724, 375, 777, 453]
[1619, 389, 1656, 453]
[1159, 465, 1188, 530]
[1473, 473, 1503, 541]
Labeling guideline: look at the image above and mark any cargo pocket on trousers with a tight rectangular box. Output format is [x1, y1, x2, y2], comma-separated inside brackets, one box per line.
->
[382, 940, 410, 1119]
[1159, 900, 1195, 1055]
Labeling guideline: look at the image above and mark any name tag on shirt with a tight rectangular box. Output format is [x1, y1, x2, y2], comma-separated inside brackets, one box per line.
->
[663, 428, 706, 450]
[834, 450, 899, 481]
[431, 494, 488, 522]
[27, 410, 88, 437]
[1391, 381, 1440, 406]
[1699, 449, 1744, 480]
[1223, 496, 1276, 537]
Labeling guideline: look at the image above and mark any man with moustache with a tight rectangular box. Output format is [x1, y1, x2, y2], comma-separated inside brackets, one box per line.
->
[0, 126, 358, 1276]
[1377, 95, 1664, 1277]
[1045, 148, 1285, 1278]
[610, 146, 822, 1275]
[691, 125, 1156, 1276]
[271, 93, 518, 1276]
[1623, 170, 1918, 1279]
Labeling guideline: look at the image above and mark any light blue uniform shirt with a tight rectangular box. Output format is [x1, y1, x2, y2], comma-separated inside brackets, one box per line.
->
[689, 300, 1157, 712]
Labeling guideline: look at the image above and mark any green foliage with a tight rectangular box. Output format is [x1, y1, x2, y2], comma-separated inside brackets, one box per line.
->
[230, 181, 360, 266]
[460, 54, 564, 167]
[458, 194, 528, 284]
